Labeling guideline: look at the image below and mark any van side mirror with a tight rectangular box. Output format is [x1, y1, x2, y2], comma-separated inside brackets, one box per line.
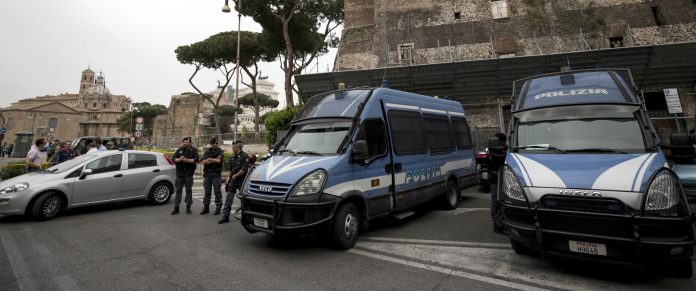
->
[352, 140, 369, 163]
[79, 169, 93, 180]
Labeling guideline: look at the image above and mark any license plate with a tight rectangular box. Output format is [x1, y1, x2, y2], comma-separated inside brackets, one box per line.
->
[481, 172, 488, 179]
[568, 240, 607, 256]
[253, 217, 269, 228]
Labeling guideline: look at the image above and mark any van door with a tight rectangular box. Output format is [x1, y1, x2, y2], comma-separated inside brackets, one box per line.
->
[352, 118, 392, 217]
[383, 105, 433, 211]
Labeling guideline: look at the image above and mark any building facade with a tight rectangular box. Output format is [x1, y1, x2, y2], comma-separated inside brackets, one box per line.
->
[0, 68, 132, 146]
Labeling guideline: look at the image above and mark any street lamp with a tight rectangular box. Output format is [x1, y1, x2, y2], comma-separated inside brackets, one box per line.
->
[223, 0, 241, 142]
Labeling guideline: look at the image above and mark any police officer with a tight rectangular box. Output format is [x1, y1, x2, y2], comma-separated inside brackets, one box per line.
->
[489, 133, 508, 234]
[171, 137, 199, 215]
[199, 137, 224, 215]
[218, 142, 248, 224]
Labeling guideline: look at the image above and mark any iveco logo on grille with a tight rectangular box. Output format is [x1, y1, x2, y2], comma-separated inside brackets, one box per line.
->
[559, 189, 602, 197]
[259, 186, 273, 192]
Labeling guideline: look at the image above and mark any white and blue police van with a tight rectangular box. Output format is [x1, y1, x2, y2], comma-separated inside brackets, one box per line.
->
[235, 87, 476, 249]
[500, 69, 695, 276]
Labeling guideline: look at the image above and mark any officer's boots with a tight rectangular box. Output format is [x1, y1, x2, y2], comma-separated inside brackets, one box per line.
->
[213, 207, 221, 215]
[170, 206, 179, 215]
[200, 206, 209, 215]
[186, 205, 192, 214]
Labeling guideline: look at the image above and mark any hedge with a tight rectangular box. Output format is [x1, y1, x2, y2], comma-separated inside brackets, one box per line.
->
[0, 163, 27, 180]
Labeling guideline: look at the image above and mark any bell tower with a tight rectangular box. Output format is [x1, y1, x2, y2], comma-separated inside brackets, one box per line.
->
[79, 67, 95, 95]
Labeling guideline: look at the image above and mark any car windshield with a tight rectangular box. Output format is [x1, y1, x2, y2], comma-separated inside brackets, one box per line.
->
[516, 118, 647, 153]
[279, 121, 353, 155]
[45, 153, 99, 173]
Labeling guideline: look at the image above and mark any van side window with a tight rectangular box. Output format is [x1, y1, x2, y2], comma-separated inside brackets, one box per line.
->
[424, 114, 455, 153]
[452, 117, 473, 148]
[388, 110, 427, 155]
[356, 119, 388, 160]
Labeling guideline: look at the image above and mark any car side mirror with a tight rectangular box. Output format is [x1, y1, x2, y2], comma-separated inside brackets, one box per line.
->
[352, 140, 369, 163]
[79, 169, 93, 180]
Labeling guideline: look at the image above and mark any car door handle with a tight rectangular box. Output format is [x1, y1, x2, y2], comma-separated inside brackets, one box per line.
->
[113, 173, 123, 177]
[152, 169, 160, 172]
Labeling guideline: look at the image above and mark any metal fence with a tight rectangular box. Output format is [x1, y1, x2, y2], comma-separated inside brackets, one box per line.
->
[151, 132, 268, 150]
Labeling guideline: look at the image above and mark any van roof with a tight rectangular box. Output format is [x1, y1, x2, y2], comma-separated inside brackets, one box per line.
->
[511, 69, 640, 113]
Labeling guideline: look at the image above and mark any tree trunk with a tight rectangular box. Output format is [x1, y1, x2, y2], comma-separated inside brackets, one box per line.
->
[282, 18, 295, 108]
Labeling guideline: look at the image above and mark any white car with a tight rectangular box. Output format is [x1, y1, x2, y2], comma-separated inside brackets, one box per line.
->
[0, 149, 176, 220]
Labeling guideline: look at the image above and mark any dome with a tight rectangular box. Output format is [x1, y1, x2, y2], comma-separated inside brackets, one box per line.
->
[85, 83, 111, 95]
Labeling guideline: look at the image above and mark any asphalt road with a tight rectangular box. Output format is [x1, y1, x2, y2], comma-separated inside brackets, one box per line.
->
[0, 181, 695, 291]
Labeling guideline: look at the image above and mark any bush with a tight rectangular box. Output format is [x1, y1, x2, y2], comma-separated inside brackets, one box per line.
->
[264, 106, 300, 146]
[0, 163, 27, 180]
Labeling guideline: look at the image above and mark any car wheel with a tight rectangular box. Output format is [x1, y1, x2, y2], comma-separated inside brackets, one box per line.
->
[441, 180, 460, 210]
[148, 182, 172, 205]
[31, 192, 62, 221]
[509, 237, 537, 256]
[332, 203, 359, 250]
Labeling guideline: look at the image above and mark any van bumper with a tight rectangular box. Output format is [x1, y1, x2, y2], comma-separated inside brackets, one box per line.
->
[235, 193, 341, 235]
[502, 203, 696, 266]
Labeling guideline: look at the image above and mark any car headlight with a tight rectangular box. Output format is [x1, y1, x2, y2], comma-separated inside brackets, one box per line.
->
[0, 183, 30, 194]
[292, 170, 327, 196]
[501, 167, 527, 205]
[644, 170, 686, 215]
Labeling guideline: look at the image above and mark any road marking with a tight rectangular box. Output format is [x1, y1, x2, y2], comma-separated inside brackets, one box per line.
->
[348, 248, 549, 291]
[363, 237, 510, 248]
[428, 207, 490, 216]
[0, 229, 40, 291]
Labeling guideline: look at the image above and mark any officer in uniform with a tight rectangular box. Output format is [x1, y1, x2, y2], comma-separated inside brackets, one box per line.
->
[171, 137, 199, 215]
[199, 137, 224, 215]
[489, 133, 508, 234]
[218, 142, 248, 224]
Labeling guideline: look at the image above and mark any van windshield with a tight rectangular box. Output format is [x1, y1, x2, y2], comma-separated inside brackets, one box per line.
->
[279, 121, 353, 155]
[516, 118, 647, 153]
[295, 90, 370, 120]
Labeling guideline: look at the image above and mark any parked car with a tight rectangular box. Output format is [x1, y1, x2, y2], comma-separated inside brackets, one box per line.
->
[0, 149, 176, 220]
[668, 133, 696, 201]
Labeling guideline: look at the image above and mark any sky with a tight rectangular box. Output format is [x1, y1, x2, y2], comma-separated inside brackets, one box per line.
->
[0, 0, 339, 109]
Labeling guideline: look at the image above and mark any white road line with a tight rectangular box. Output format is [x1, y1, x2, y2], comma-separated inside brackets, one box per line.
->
[0, 230, 40, 291]
[428, 207, 489, 216]
[348, 248, 549, 291]
[54, 274, 82, 291]
[363, 237, 510, 248]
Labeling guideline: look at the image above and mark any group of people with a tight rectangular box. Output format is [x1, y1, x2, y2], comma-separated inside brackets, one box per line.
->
[24, 137, 110, 172]
[0, 142, 14, 158]
[170, 137, 253, 225]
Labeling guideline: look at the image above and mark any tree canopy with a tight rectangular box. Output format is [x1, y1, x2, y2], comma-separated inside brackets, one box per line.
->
[116, 102, 167, 137]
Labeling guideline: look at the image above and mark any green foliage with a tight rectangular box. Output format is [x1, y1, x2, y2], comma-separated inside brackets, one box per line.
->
[0, 163, 26, 180]
[263, 106, 300, 146]
[117, 102, 168, 137]
[240, 126, 250, 140]
[238, 93, 280, 131]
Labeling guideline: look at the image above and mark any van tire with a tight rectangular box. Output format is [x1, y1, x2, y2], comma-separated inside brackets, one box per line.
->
[441, 180, 460, 210]
[30, 192, 62, 221]
[331, 203, 359, 250]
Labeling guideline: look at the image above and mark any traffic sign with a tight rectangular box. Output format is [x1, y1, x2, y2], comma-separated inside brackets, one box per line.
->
[135, 123, 144, 131]
[47, 135, 55, 141]
[134, 131, 143, 138]
[135, 116, 144, 124]
[48, 127, 55, 133]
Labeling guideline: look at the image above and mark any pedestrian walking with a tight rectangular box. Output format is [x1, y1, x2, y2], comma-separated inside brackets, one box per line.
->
[199, 137, 224, 215]
[171, 137, 199, 215]
[26, 139, 46, 173]
[488, 133, 508, 234]
[53, 142, 77, 165]
[218, 142, 248, 224]
[0, 142, 6, 158]
[5, 144, 13, 158]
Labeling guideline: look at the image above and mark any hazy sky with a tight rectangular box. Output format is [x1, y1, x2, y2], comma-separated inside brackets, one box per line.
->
[0, 0, 338, 109]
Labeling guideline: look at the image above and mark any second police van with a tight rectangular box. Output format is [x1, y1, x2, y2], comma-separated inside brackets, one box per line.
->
[499, 69, 695, 276]
[235, 86, 476, 249]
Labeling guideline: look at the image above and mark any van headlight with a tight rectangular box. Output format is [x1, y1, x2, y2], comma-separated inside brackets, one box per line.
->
[292, 170, 327, 196]
[644, 170, 687, 215]
[0, 183, 30, 194]
[501, 167, 527, 205]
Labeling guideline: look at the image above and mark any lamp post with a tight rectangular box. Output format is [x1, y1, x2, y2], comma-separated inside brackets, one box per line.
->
[222, 0, 241, 142]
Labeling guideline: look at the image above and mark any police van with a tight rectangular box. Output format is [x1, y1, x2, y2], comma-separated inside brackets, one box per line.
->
[500, 69, 695, 276]
[235, 87, 476, 249]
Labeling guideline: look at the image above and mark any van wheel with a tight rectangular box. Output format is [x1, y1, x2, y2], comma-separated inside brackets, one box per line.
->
[332, 203, 359, 250]
[441, 180, 460, 210]
[148, 182, 172, 205]
[31, 192, 62, 221]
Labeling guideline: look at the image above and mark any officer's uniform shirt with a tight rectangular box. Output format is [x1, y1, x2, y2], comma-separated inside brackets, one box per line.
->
[173, 146, 199, 176]
[228, 150, 249, 185]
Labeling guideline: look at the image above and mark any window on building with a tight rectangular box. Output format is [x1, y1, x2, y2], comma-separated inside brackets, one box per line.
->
[388, 110, 426, 155]
[609, 37, 624, 48]
[93, 102, 97, 107]
[491, 0, 509, 19]
[48, 118, 58, 128]
[651, 6, 665, 26]
[454, 12, 461, 19]
[103, 103, 107, 108]
[643, 91, 669, 117]
[452, 117, 473, 149]
[424, 114, 454, 153]
[397, 43, 415, 65]
[6, 118, 13, 130]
